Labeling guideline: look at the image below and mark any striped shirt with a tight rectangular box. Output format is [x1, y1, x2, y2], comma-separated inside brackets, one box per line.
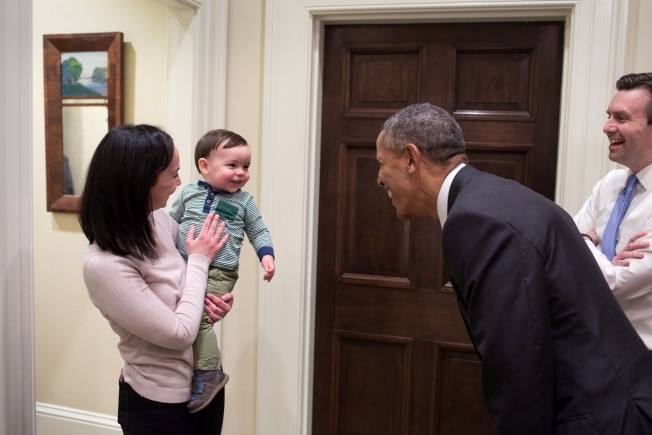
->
[169, 181, 274, 270]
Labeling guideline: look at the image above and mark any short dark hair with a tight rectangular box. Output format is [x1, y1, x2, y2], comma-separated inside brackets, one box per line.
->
[380, 103, 466, 164]
[78, 124, 175, 260]
[616, 72, 652, 125]
[194, 129, 248, 172]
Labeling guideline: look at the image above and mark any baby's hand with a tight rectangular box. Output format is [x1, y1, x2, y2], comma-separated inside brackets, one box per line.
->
[262, 255, 275, 282]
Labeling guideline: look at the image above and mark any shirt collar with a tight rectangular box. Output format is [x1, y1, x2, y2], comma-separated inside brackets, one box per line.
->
[634, 164, 652, 192]
[198, 180, 233, 194]
[437, 163, 465, 228]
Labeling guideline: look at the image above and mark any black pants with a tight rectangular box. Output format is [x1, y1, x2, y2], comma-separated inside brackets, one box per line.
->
[118, 380, 225, 435]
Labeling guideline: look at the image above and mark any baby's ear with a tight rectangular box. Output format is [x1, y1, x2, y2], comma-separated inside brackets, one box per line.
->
[197, 158, 209, 174]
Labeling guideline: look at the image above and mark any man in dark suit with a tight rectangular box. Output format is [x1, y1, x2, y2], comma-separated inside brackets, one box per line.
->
[375, 102, 652, 434]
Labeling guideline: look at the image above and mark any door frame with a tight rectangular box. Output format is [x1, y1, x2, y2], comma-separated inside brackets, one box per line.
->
[3, 0, 34, 433]
[258, 1, 631, 434]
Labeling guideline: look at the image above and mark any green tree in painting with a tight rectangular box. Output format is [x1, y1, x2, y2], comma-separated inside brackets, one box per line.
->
[61, 57, 82, 85]
[60, 56, 102, 96]
[92, 67, 108, 84]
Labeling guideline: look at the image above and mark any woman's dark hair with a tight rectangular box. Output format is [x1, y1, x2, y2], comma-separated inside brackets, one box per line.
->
[78, 124, 175, 260]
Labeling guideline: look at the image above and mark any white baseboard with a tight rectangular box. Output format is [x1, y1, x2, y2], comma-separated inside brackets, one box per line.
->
[36, 402, 121, 435]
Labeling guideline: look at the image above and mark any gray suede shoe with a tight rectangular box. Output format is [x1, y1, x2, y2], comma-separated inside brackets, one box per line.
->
[188, 369, 229, 414]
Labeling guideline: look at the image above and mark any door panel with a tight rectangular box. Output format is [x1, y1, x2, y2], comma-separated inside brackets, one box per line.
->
[314, 22, 564, 434]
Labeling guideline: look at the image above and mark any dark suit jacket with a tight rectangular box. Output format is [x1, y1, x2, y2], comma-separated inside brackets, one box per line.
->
[442, 166, 652, 434]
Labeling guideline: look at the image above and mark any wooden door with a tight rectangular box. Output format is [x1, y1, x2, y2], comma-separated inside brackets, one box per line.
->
[313, 22, 564, 434]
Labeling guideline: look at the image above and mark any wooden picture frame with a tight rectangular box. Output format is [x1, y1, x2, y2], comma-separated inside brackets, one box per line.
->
[43, 32, 123, 213]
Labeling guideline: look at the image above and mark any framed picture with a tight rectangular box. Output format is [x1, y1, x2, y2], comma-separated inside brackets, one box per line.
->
[61, 51, 109, 97]
[43, 32, 123, 213]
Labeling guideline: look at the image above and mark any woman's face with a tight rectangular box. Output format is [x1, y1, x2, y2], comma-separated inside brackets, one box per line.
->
[150, 146, 181, 210]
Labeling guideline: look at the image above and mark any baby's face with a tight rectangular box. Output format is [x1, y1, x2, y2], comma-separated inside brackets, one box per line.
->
[202, 144, 251, 193]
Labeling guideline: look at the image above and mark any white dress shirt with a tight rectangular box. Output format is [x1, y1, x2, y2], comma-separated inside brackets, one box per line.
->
[437, 163, 465, 228]
[574, 165, 652, 350]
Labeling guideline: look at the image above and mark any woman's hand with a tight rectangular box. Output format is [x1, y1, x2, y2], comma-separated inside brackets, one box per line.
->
[204, 293, 234, 324]
[186, 213, 228, 259]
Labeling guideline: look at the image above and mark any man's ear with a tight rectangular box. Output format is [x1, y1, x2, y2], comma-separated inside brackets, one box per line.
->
[405, 143, 419, 172]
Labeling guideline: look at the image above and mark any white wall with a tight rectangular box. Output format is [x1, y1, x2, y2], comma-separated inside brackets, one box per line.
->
[628, 0, 652, 73]
[23, 0, 652, 435]
[33, 0, 169, 416]
[220, 1, 264, 433]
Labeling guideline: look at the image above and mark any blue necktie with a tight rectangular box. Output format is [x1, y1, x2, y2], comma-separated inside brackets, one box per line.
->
[601, 174, 638, 260]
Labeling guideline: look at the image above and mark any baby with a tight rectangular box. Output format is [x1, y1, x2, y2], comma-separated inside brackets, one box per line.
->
[169, 129, 275, 413]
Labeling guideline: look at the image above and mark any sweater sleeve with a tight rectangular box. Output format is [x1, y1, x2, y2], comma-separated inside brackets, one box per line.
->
[83, 214, 211, 350]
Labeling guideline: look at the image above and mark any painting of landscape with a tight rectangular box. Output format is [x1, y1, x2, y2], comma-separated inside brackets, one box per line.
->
[60, 51, 108, 97]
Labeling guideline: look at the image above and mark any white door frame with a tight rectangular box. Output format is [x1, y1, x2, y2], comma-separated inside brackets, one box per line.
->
[2, 0, 35, 434]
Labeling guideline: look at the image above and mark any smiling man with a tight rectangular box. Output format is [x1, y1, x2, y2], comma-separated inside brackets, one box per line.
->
[376, 102, 652, 434]
[574, 72, 652, 350]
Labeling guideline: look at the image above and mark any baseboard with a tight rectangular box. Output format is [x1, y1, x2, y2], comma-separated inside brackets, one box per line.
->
[36, 402, 120, 435]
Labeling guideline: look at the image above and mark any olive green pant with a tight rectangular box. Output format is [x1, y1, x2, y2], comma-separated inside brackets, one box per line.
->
[193, 267, 238, 371]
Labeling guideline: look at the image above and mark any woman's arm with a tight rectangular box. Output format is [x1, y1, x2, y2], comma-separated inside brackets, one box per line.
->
[84, 214, 228, 349]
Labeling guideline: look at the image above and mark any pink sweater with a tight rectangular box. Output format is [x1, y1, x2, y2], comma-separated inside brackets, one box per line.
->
[82, 209, 211, 403]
